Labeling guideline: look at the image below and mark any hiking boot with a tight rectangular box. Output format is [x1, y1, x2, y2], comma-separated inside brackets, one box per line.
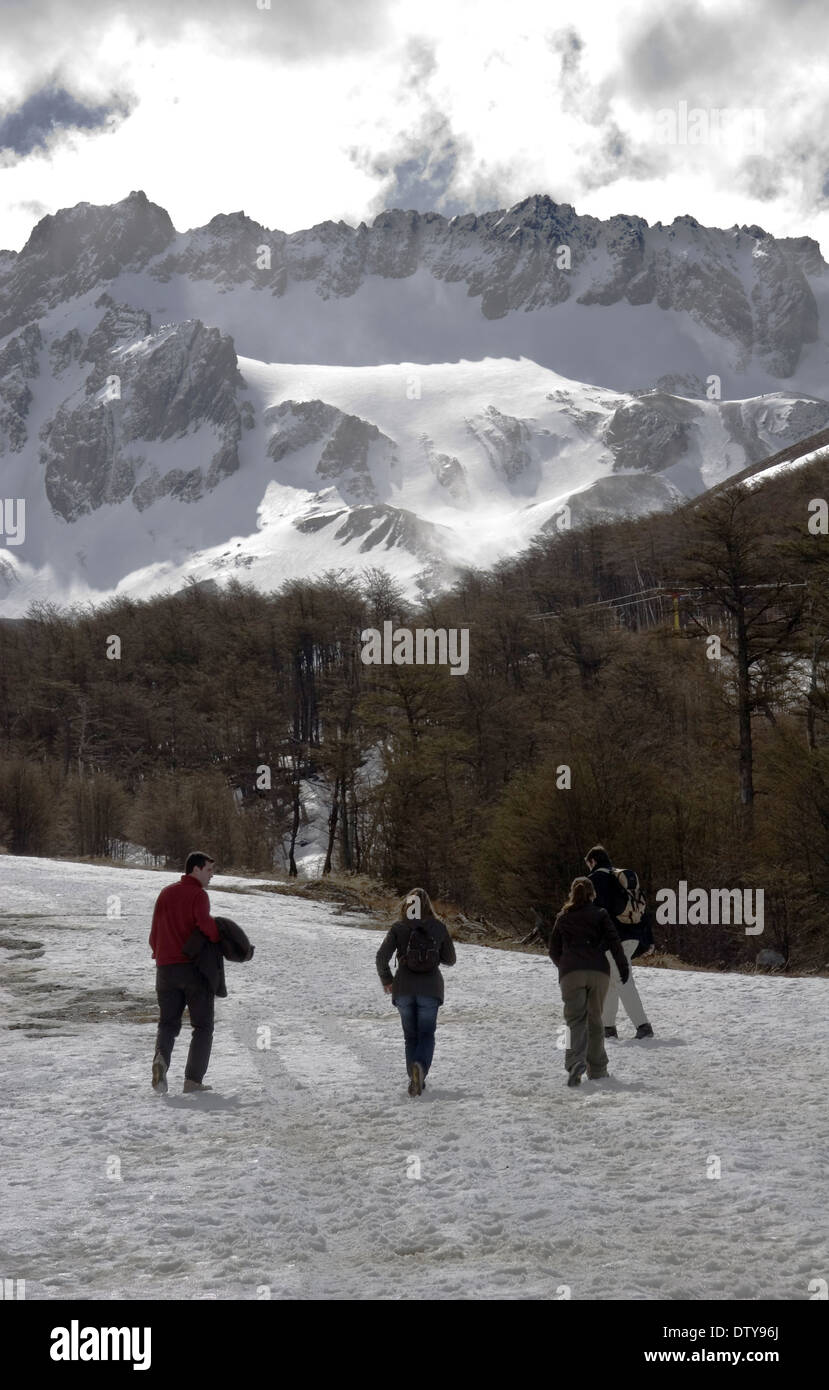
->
[411, 1062, 424, 1096]
[151, 1051, 168, 1095]
[567, 1062, 587, 1088]
[635, 1023, 654, 1039]
[587, 1070, 608, 1080]
[604, 1026, 618, 1039]
[182, 1079, 213, 1093]
[407, 1075, 417, 1096]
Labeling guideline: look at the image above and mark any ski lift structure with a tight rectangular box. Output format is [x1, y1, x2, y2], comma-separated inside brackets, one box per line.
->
[527, 421, 828, 635]
[529, 581, 807, 636]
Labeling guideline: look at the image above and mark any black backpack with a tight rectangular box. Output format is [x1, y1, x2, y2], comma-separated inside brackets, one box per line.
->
[403, 920, 441, 973]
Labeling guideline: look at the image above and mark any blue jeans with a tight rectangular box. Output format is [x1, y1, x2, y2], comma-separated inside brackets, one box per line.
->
[395, 994, 440, 1075]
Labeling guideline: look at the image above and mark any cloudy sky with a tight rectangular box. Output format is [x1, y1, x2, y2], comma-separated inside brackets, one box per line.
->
[1, 0, 828, 253]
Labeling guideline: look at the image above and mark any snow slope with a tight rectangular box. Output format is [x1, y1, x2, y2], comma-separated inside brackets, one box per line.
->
[2, 330, 827, 613]
[741, 440, 829, 489]
[1, 857, 826, 1301]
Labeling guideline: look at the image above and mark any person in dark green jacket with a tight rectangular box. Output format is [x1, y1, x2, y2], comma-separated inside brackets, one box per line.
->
[549, 877, 629, 1087]
[376, 887, 456, 1096]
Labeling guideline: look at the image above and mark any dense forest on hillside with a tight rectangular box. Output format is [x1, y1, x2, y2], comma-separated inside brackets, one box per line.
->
[1, 457, 828, 968]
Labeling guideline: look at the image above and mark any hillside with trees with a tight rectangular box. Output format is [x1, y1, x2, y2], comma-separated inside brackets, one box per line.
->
[1, 456, 828, 971]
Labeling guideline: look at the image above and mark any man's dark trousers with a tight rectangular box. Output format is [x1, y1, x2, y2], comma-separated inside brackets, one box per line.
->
[155, 963, 214, 1083]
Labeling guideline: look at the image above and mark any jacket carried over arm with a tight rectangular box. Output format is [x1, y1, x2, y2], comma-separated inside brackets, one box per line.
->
[182, 917, 255, 999]
[549, 903, 630, 981]
[376, 916, 456, 1003]
[149, 875, 220, 966]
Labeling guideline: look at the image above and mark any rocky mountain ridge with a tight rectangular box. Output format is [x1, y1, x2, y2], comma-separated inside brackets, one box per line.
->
[1, 191, 828, 612]
[1, 191, 825, 381]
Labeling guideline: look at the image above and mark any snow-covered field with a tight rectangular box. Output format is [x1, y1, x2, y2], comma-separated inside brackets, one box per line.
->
[1, 856, 826, 1301]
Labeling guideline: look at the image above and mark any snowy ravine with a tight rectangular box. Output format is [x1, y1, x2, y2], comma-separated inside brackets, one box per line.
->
[1, 857, 826, 1302]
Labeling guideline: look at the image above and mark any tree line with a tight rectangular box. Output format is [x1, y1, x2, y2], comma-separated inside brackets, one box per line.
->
[1, 455, 827, 968]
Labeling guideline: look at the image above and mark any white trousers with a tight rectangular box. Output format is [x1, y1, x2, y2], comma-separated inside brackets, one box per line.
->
[603, 937, 648, 1028]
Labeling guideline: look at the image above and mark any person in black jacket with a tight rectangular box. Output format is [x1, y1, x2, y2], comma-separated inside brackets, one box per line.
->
[585, 845, 654, 1039]
[376, 887, 456, 1096]
[549, 877, 629, 1087]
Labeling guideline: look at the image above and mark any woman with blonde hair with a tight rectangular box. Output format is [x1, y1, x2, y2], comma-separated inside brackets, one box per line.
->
[375, 886, 456, 1096]
[549, 877, 630, 1087]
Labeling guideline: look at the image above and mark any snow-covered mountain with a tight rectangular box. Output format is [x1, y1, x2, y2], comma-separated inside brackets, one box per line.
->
[3, 190, 829, 612]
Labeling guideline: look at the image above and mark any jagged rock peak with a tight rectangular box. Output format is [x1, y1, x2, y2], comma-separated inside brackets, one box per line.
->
[205, 210, 267, 236]
[24, 190, 174, 256]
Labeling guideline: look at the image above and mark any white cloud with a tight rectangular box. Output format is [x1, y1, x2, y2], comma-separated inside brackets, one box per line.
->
[1, 0, 829, 254]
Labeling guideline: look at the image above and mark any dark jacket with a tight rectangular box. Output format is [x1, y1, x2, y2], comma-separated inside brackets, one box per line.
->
[549, 903, 630, 982]
[588, 865, 644, 944]
[376, 916, 456, 1003]
[183, 916, 255, 998]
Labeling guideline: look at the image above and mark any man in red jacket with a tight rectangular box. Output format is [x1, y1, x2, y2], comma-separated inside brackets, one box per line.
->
[150, 851, 220, 1095]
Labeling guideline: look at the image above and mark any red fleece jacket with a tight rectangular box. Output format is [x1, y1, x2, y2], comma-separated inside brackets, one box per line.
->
[149, 875, 220, 965]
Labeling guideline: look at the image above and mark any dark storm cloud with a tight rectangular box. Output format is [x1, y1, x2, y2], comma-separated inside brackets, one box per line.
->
[0, 84, 130, 157]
